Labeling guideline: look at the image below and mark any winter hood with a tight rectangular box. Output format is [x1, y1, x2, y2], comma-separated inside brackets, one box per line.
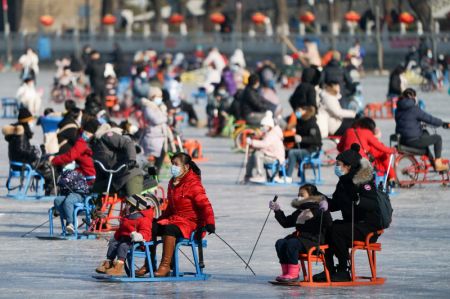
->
[396, 97, 416, 110]
[291, 195, 324, 209]
[95, 123, 123, 139]
[301, 67, 320, 85]
[2, 124, 24, 136]
[352, 158, 374, 186]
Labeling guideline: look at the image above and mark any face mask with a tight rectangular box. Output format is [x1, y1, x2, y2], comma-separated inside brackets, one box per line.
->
[171, 165, 182, 178]
[295, 111, 302, 119]
[427, 52, 432, 59]
[298, 196, 305, 201]
[81, 131, 91, 142]
[140, 72, 147, 79]
[28, 122, 35, 129]
[334, 164, 345, 177]
[154, 97, 163, 106]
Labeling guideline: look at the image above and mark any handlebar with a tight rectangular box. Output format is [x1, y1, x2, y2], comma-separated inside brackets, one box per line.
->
[94, 160, 127, 174]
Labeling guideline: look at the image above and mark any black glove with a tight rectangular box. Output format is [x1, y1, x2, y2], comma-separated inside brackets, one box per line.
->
[205, 224, 215, 234]
[443, 122, 450, 129]
[127, 160, 137, 169]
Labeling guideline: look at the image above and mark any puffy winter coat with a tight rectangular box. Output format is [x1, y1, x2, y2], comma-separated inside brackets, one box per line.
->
[289, 67, 320, 111]
[317, 90, 356, 136]
[140, 99, 168, 157]
[2, 123, 38, 165]
[240, 86, 271, 116]
[158, 170, 215, 239]
[295, 112, 322, 153]
[328, 159, 381, 233]
[251, 125, 285, 164]
[395, 97, 443, 142]
[85, 60, 105, 94]
[114, 208, 153, 241]
[337, 128, 394, 159]
[321, 59, 354, 97]
[90, 124, 141, 191]
[51, 137, 96, 181]
[274, 195, 332, 244]
[57, 115, 79, 155]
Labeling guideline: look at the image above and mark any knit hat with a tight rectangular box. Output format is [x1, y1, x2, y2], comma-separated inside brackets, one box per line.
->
[126, 194, 153, 211]
[18, 108, 33, 123]
[260, 111, 274, 128]
[82, 119, 100, 134]
[336, 143, 362, 168]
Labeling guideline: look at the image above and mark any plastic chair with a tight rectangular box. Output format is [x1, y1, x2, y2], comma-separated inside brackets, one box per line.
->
[298, 151, 323, 184]
[264, 160, 287, 183]
[1, 97, 19, 118]
[350, 230, 384, 282]
[183, 139, 206, 162]
[299, 245, 331, 283]
[191, 87, 208, 104]
[6, 162, 45, 199]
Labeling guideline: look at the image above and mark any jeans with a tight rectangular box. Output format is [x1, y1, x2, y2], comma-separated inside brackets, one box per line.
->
[54, 193, 84, 225]
[107, 238, 132, 261]
[245, 150, 276, 178]
[275, 238, 308, 264]
[286, 148, 311, 177]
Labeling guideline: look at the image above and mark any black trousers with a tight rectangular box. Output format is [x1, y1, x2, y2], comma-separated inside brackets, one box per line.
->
[334, 118, 355, 136]
[275, 237, 315, 265]
[107, 238, 132, 261]
[403, 131, 442, 159]
[180, 101, 198, 124]
[325, 221, 377, 271]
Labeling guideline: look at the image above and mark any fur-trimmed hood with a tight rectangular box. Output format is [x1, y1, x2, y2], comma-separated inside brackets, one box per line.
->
[2, 124, 24, 136]
[95, 123, 123, 139]
[291, 195, 324, 209]
[352, 158, 374, 186]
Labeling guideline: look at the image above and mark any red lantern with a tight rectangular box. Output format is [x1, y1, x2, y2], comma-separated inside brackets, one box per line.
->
[169, 14, 184, 25]
[399, 12, 414, 24]
[210, 12, 225, 24]
[40, 15, 54, 27]
[252, 12, 266, 25]
[345, 11, 361, 22]
[299, 12, 315, 24]
[102, 14, 116, 25]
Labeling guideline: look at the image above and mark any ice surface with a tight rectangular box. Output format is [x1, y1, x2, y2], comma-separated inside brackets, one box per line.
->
[0, 71, 449, 298]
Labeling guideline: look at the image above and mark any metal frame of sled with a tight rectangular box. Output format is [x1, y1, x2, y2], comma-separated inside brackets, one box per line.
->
[95, 231, 209, 282]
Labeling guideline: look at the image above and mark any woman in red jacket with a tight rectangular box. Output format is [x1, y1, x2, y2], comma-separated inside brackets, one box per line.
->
[136, 152, 215, 277]
[337, 117, 396, 185]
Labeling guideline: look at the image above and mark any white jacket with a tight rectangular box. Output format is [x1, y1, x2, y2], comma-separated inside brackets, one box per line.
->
[317, 90, 356, 137]
[16, 83, 42, 116]
[251, 126, 285, 163]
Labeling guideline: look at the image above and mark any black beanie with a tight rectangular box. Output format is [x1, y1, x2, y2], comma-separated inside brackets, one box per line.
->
[82, 119, 100, 134]
[336, 143, 362, 168]
[18, 108, 33, 123]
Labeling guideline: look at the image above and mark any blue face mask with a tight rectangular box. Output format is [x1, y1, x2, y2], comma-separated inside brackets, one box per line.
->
[154, 97, 163, 106]
[81, 131, 91, 142]
[295, 111, 302, 119]
[334, 164, 345, 177]
[171, 165, 182, 178]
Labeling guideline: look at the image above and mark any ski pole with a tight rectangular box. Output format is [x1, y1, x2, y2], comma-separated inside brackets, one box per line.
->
[21, 219, 50, 238]
[246, 195, 278, 269]
[236, 143, 250, 184]
[383, 154, 394, 191]
[315, 210, 324, 265]
[213, 232, 256, 276]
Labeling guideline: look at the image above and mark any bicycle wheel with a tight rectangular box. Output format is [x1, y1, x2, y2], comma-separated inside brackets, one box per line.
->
[322, 138, 339, 166]
[395, 154, 419, 188]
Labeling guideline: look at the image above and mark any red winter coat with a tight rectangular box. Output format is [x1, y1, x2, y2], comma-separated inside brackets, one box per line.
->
[51, 137, 96, 181]
[337, 127, 394, 158]
[114, 208, 153, 241]
[158, 170, 215, 239]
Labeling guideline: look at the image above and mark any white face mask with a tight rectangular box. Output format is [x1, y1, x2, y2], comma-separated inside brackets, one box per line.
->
[153, 97, 163, 106]
[298, 196, 305, 201]
[140, 72, 147, 79]
[29, 122, 35, 129]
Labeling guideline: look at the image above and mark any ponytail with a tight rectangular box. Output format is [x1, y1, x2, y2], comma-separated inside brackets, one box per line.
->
[171, 152, 201, 177]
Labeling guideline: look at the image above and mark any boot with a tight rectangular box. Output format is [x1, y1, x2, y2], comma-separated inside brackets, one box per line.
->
[331, 264, 351, 282]
[105, 260, 125, 276]
[95, 260, 112, 274]
[435, 158, 449, 172]
[275, 264, 288, 281]
[135, 265, 148, 277]
[276, 264, 299, 282]
[154, 235, 176, 277]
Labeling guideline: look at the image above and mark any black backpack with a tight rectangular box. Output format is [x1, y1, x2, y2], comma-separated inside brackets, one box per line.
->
[376, 189, 393, 229]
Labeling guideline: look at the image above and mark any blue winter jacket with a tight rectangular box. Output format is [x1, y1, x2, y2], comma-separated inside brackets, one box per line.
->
[395, 98, 443, 141]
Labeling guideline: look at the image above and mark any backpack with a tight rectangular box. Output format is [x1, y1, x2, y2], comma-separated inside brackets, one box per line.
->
[57, 169, 90, 196]
[375, 189, 393, 229]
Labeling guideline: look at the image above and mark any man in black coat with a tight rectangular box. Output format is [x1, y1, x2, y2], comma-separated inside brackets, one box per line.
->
[57, 103, 81, 155]
[240, 74, 272, 125]
[321, 52, 354, 100]
[85, 51, 106, 98]
[289, 67, 321, 111]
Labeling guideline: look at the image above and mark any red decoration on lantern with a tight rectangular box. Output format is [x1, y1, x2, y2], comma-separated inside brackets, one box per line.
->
[102, 14, 116, 25]
[252, 12, 266, 25]
[299, 12, 315, 24]
[210, 12, 225, 24]
[345, 11, 361, 22]
[399, 12, 414, 24]
[169, 14, 184, 25]
[40, 15, 54, 27]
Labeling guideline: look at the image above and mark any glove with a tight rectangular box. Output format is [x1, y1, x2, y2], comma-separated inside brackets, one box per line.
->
[130, 231, 144, 242]
[319, 200, 328, 212]
[269, 201, 280, 211]
[246, 137, 252, 146]
[443, 122, 450, 129]
[205, 224, 215, 234]
[127, 160, 137, 169]
[294, 134, 302, 143]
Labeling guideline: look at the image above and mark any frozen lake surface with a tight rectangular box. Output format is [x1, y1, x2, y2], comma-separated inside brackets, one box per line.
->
[0, 70, 449, 298]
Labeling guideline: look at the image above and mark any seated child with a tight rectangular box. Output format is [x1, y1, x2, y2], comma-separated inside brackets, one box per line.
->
[96, 194, 154, 276]
[269, 184, 332, 282]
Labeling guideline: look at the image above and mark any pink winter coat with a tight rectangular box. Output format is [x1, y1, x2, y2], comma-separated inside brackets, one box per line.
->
[251, 125, 285, 163]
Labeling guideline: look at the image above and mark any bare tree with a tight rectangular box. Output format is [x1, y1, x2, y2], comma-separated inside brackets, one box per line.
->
[274, 0, 288, 35]
[408, 0, 432, 32]
[150, 0, 163, 33]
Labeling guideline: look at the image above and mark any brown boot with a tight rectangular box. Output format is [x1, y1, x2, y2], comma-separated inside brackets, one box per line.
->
[154, 235, 176, 277]
[95, 260, 112, 274]
[435, 158, 449, 172]
[135, 265, 148, 277]
[105, 260, 125, 276]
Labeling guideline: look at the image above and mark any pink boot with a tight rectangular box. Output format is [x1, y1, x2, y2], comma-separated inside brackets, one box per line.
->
[275, 264, 288, 281]
[276, 264, 300, 282]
